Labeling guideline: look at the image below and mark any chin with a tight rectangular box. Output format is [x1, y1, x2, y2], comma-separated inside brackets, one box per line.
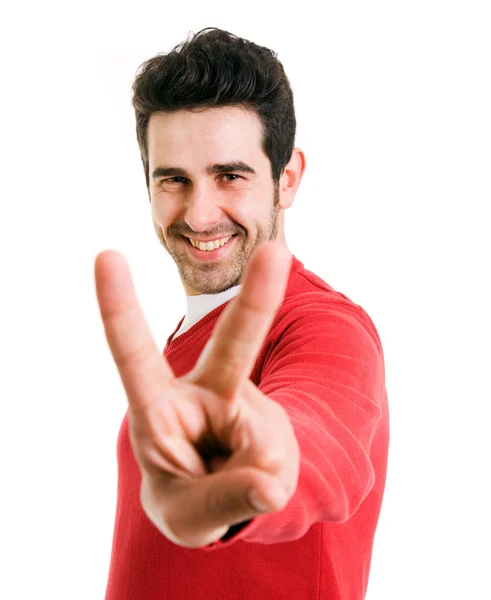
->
[184, 273, 242, 295]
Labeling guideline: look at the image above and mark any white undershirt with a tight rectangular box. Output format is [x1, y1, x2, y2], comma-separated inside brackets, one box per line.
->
[173, 284, 242, 338]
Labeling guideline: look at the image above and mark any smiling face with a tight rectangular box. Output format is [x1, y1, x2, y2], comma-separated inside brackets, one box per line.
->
[147, 106, 285, 295]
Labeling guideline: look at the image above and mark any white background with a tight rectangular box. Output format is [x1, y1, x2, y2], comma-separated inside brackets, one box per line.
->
[1, 1, 490, 598]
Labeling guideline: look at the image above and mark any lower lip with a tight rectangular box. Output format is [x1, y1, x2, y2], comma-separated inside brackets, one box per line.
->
[183, 235, 237, 261]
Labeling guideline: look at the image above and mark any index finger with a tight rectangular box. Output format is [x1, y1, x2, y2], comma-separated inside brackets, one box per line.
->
[94, 250, 174, 413]
[190, 242, 292, 399]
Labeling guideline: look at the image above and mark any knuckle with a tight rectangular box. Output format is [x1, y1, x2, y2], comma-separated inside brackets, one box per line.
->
[259, 447, 285, 472]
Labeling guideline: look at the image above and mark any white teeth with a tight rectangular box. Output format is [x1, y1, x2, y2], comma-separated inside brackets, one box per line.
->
[189, 236, 231, 251]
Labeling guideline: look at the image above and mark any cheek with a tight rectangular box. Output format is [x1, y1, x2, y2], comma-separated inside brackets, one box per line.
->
[151, 195, 179, 227]
[226, 192, 265, 228]
[238, 205, 270, 236]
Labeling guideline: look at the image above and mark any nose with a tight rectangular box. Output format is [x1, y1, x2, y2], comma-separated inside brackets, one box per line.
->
[183, 183, 222, 233]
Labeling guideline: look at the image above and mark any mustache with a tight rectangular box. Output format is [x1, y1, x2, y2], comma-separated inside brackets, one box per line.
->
[168, 223, 246, 238]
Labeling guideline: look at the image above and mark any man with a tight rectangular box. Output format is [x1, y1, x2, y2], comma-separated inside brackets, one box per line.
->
[95, 27, 389, 600]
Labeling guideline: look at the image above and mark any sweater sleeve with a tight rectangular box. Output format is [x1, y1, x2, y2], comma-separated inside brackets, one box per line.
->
[200, 302, 385, 550]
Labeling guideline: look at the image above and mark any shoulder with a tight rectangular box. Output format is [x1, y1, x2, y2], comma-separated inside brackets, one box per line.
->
[268, 258, 384, 357]
[251, 258, 385, 382]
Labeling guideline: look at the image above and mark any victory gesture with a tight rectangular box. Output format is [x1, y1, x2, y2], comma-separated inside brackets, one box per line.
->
[95, 242, 300, 548]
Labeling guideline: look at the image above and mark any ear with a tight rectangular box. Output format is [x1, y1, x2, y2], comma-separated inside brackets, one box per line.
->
[278, 148, 306, 209]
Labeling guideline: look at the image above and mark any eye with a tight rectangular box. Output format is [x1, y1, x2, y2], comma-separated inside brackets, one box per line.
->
[164, 177, 187, 184]
[220, 174, 240, 182]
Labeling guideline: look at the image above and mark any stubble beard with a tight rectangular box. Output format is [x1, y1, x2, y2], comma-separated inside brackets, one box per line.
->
[156, 185, 280, 295]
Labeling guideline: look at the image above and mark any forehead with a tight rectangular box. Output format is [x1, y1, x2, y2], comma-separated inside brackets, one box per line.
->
[147, 106, 267, 168]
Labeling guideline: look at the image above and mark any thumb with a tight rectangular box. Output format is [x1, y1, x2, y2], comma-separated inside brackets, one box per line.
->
[208, 469, 290, 521]
[159, 469, 289, 548]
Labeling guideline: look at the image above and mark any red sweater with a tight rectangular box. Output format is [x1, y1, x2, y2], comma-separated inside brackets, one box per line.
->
[104, 255, 390, 600]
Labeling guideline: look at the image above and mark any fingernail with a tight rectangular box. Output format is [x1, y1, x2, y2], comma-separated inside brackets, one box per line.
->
[248, 489, 272, 512]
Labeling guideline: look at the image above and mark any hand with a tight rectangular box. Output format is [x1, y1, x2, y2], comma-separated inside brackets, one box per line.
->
[94, 242, 300, 548]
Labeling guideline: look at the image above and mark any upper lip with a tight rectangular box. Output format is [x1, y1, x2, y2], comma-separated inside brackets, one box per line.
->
[184, 234, 236, 242]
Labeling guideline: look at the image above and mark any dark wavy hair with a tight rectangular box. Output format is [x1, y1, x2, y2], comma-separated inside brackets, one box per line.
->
[132, 27, 296, 190]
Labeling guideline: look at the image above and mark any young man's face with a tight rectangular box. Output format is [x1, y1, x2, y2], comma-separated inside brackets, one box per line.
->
[147, 106, 282, 295]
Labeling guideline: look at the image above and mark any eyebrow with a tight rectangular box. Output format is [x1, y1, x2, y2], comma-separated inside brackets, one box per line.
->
[151, 161, 257, 180]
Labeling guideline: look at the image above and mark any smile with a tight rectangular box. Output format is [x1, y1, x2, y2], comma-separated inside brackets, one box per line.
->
[188, 235, 233, 251]
[182, 234, 238, 261]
